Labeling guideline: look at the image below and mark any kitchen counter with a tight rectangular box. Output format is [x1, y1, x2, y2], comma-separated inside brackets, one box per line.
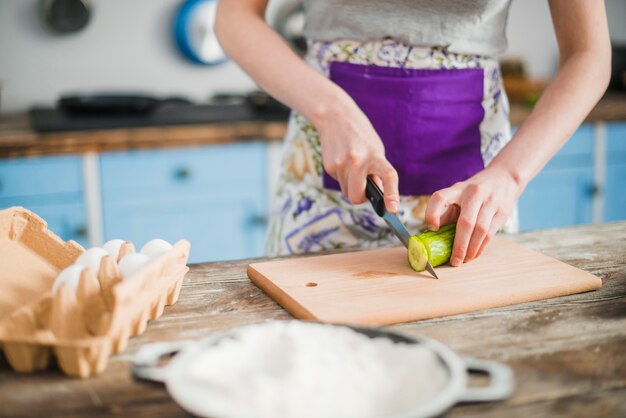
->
[0, 113, 287, 158]
[1, 93, 626, 158]
[1, 221, 624, 417]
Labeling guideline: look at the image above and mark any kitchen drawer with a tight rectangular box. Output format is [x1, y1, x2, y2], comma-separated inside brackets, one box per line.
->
[606, 122, 626, 166]
[543, 125, 594, 170]
[606, 122, 626, 153]
[604, 122, 626, 222]
[103, 193, 267, 263]
[554, 124, 594, 156]
[0, 197, 88, 248]
[0, 155, 83, 198]
[100, 143, 267, 193]
[604, 163, 626, 222]
[519, 165, 594, 231]
[101, 142, 268, 262]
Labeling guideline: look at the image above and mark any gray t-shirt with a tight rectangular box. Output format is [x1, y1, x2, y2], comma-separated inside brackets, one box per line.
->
[302, 0, 513, 56]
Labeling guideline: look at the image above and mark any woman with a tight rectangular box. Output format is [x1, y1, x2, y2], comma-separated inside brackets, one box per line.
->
[216, 0, 610, 265]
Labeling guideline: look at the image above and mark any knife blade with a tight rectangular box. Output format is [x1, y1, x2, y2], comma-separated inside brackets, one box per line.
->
[365, 176, 439, 279]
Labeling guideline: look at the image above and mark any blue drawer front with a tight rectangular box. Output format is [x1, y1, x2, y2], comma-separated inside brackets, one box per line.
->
[604, 164, 626, 222]
[604, 122, 626, 222]
[101, 143, 267, 193]
[101, 143, 268, 263]
[554, 124, 594, 156]
[606, 122, 626, 153]
[511, 125, 594, 171]
[0, 155, 83, 198]
[606, 122, 626, 167]
[0, 198, 88, 248]
[517, 125, 595, 230]
[103, 194, 266, 263]
[519, 166, 594, 231]
[543, 126, 594, 170]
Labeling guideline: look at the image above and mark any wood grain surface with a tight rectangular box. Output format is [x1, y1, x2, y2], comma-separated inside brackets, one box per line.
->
[0, 222, 624, 418]
[0, 115, 286, 158]
[248, 237, 602, 325]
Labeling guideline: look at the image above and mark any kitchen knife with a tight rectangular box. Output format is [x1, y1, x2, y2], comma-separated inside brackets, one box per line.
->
[365, 176, 440, 279]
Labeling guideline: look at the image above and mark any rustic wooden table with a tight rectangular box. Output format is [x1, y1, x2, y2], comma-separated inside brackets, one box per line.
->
[1, 222, 625, 417]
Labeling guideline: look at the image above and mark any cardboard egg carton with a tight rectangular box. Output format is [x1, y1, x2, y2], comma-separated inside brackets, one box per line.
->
[0, 207, 190, 378]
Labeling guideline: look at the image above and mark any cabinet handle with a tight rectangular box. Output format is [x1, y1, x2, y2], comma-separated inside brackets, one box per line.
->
[173, 167, 191, 180]
[74, 226, 88, 238]
[589, 184, 602, 197]
[248, 214, 268, 227]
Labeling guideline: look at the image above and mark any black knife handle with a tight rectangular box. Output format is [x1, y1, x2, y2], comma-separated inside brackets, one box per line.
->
[365, 176, 386, 217]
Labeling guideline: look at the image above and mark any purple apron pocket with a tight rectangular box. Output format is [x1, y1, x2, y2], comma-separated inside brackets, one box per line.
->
[324, 61, 485, 196]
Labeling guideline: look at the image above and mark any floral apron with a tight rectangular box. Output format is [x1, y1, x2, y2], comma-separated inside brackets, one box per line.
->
[266, 39, 518, 257]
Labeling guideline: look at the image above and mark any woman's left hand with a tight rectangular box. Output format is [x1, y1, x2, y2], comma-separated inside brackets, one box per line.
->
[424, 167, 523, 266]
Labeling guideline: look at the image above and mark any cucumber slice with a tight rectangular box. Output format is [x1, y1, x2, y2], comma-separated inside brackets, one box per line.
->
[408, 236, 429, 272]
[407, 223, 456, 272]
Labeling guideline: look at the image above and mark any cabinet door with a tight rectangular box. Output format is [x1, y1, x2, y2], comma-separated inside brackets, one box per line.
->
[101, 143, 268, 263]
[518, 125, 594, 231]
[0, 155, 83, 198]
[604, 122, 626, 222]
[518, 167, 594, 231]
[27, 201, 89, 248]
[0, 155, 88, 247]
[102, 193, 266, 263]
[0, 194, 89, 249]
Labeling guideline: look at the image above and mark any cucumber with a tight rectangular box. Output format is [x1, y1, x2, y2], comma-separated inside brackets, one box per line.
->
[407, 223, 456, 272]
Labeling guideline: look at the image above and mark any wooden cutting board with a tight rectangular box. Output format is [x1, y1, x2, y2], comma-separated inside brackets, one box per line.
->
[247, 237, 602, 325]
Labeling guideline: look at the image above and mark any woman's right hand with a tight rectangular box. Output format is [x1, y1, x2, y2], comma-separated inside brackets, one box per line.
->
[315, 96, 400, 213]
[215, 0, 399, 213]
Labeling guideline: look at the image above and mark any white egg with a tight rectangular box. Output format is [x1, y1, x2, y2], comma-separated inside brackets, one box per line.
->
[75, 247, 109, 273]
[118, 253, 150, 280]
[102, 239, 125, 262]
[52, 264, 85, 294]
[140, 239, 173, 259]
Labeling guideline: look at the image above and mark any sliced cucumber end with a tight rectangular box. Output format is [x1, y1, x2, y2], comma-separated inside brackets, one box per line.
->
[408, 236, 428, 272]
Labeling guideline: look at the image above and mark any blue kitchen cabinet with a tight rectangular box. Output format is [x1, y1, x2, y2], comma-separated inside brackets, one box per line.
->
[100, 143, 268, 263]
[17, 199, 88, 245]
[518, 125, 595, 231]
[0, 155, 83, 197]
[0, 155, 89, 247]
[518, 167, 594, 230]
[604, 122, 626, 222]
[101, 192, 266, 263]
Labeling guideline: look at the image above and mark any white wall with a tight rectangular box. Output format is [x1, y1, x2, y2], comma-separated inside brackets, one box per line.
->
[0, 0, 256, 112]
[503, 0, 558, 79]
[606, 0, 626, 44]
[504, 0, 626, 79]
[0, 0, 624, 113]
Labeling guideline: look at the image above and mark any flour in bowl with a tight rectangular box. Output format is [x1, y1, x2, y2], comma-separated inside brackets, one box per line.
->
[182, 321, 449, 418]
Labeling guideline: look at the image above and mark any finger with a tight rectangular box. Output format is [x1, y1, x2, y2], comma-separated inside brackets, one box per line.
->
[425, 187, 461, 231]
[439, 203, 461, 226]
[476, 211, 508, 258]
[369, 174, 387, 205]
[476, 233, 492, 260]
[337, 166, 349, 199]
[371, 174, 384, 190]
[321, 152, 338, 180]
[450, 198, 482, 267]
[372, 159, 399, 213]
[465, 204, 497, 262]
[346, 163, 368, 205]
